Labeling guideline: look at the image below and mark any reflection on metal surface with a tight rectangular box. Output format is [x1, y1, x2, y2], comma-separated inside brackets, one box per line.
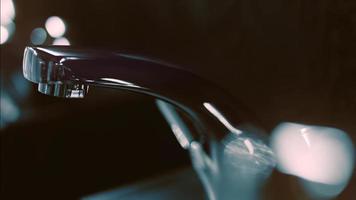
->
[203, 102, 242, 135]
[21, 46, 281, 200]
[218, 132, 276, 200]
[45, 16, 66, 38]
[190, 141, 217, 200]
[22, 46, 258, 200]
[156, 99, 192, 149]
[30, 27, 47, 45]
[222, 133, 276, 176]
[171, 124, 190, 148]
[23, 46, 355, 200]
[271, 122, 355, 199]
[37, 83, 88, 98]
[100, 78, 139, 88]
[244, 139, 254, 155]
[52, 37, 70, 45]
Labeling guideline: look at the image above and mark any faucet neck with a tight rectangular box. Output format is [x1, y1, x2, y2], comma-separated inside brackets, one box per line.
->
[23, 46, 251, 143]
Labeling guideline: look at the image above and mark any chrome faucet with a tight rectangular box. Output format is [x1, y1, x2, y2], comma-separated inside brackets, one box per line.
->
[23, 46, 355, 200]
[23, 46, 276, 200]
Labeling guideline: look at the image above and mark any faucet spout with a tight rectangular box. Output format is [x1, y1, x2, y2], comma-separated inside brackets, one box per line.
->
[23, 46, 248, 140]
[23, 46, 275, 200]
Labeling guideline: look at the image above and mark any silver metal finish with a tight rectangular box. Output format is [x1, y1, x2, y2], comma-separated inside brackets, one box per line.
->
[23, 46, 276, 200]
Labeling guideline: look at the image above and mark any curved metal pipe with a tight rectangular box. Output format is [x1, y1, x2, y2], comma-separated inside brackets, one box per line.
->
[23, 46, 275, 200]
[23, 46, 249, 142]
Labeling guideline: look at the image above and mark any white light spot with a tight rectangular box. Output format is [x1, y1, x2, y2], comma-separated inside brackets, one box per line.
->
[45, 16, 66, 38]
[0, 25, 9, 44]
[203, 102, 242, 135]
[1, 0, 15, 26]
[300, 128, 311, 147]
[244, 139, 255, 155]
[171, 124, 190, 149]
[30, 27, 47, 45]
[100, 78, 136, 87]
[52, 37, 70, 46]
[270, 122, 355, 198]
[156, 100, 192, 149]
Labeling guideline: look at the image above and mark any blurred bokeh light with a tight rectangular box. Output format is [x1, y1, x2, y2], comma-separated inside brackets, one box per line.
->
[1, 0, 15, 25]
[1, 25, 10, 44]
[52, 37, 70, 45]
[271, 122, 355, 199]
[45, 16, 66, 38]
[30, 27, 47, 45]
[0, 90, 20, 128]
[0, 0, 16, 44]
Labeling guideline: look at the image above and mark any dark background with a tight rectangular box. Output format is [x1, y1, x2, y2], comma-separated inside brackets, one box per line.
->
[1, 0, 356, 199]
